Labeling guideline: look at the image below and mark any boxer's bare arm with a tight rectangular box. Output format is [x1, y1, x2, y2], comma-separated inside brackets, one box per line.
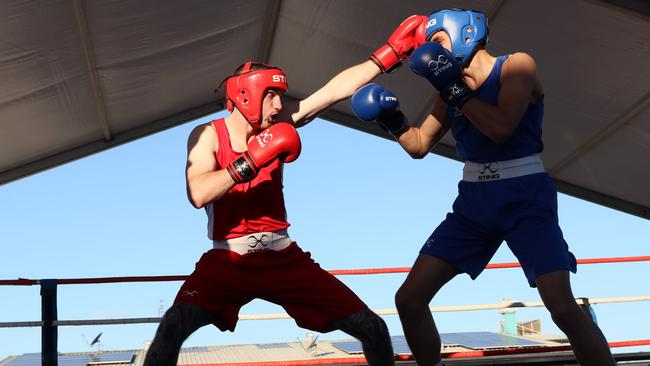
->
[396, 97, 450, 158]
[279, 61, 381, 127]
[282, 16, 426, 128]
[460, 52, 538, 144]
[185, 123, 235, 208]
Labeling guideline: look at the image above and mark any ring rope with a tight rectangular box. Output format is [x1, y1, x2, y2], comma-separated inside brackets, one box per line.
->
[1, 295, 648, 328]
[1, 255, 648, 286]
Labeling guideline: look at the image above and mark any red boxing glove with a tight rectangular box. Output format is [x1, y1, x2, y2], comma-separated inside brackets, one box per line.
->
[370, 15, 428, 73]
[227, 122, 302, 184]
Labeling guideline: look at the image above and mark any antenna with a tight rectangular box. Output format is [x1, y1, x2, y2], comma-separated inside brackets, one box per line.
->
[90, 332, 103, 346]
[297, 333, 318, 352]
[82, 332, 102, 348]
[82, 331, 104, 360]
[306, 334, 318, 350]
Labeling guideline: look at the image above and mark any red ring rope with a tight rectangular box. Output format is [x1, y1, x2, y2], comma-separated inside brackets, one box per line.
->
[1, 256, 648, 286]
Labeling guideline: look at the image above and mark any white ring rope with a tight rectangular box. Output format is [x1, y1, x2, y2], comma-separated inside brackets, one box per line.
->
[1, 295, 648, 328]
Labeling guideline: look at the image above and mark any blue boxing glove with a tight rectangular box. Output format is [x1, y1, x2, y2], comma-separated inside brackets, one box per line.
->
[409, 42, 474, 109]
[351, 83, 408, 137]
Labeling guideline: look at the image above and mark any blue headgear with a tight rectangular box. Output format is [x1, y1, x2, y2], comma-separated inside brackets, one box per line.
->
[424, 9, 489, 67]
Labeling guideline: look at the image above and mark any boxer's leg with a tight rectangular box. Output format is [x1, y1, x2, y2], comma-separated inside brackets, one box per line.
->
[331, 307, 395, 366]
[143, 302, 214, 366]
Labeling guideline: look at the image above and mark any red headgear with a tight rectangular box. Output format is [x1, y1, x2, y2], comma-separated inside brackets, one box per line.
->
[221, 62, 288, 129]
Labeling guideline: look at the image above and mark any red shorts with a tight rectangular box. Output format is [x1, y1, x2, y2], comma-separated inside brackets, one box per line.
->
[174, 242, 366, 333]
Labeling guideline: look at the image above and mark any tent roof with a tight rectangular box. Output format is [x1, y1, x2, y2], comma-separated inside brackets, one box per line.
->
[1, 0, 649, 219]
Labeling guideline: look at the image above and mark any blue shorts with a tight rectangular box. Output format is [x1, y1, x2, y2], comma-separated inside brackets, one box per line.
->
[420, 173, 577, 287]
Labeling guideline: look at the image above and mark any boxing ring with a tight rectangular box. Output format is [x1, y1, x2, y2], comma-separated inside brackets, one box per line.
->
[1, 255, 649, 366]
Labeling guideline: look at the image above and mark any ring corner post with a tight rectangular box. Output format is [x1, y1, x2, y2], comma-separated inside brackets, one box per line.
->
[40, 279, 58, 366]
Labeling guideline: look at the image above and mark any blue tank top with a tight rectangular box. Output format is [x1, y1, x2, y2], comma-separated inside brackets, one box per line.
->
[450, 55, 544, 163]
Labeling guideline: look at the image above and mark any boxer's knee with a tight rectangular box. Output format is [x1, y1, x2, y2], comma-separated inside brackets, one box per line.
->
[331, 308, 394, 366]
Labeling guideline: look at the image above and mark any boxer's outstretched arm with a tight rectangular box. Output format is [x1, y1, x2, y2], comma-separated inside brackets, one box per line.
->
[285, 60, 380, 127]
[283, 16, 427, 128]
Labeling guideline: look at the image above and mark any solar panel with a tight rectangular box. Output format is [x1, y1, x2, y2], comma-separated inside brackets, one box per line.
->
[59, 355, 91, 366]
[441, 332, 544, 349]
[331, 339, 364, 354]
[88, 351, 135, 364]
[332, 332, 546, 355]
[73, 353, 135, 366]
[6, 352, 136, 366]
[6, 353, 41, 366]
[331, 336, 417, 355]
[180, 346, 210, 353]
[387, 336, 411, 355]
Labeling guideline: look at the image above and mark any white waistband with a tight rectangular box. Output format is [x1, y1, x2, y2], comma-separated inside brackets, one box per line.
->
[212, 229, 291, 255]
[463, 154, 545, 182]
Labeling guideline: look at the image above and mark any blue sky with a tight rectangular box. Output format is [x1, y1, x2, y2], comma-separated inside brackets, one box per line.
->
[1, 111, 648, 358]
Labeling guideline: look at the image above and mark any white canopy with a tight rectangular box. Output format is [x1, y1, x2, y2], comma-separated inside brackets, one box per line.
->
[1, 0, 648, 218]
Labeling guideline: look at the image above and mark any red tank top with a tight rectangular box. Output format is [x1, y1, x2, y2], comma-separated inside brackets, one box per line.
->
[207, 119, 290, 240]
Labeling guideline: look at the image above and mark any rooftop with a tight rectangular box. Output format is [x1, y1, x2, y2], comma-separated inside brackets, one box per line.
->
[3, 331, 650, 366]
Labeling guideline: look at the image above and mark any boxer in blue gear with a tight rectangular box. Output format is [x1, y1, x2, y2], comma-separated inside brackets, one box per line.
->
[353, 8, 616, 366]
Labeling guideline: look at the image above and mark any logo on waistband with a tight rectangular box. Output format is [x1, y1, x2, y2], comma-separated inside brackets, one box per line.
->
[182, 290, 199, 297]
[247, 234, 271, 249]
[478, 162, 500, 181]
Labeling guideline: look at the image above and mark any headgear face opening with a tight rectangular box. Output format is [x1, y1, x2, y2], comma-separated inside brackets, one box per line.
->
[220, 62, 288, 129]
[425, 9, 489, 67]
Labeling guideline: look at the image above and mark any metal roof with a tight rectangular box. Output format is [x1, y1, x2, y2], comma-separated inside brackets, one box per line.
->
[3, 333, 650, 366]
[1, 0, 649, 219]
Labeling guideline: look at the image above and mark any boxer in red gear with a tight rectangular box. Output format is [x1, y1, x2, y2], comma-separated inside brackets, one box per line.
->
[143, 51, 422, 365]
